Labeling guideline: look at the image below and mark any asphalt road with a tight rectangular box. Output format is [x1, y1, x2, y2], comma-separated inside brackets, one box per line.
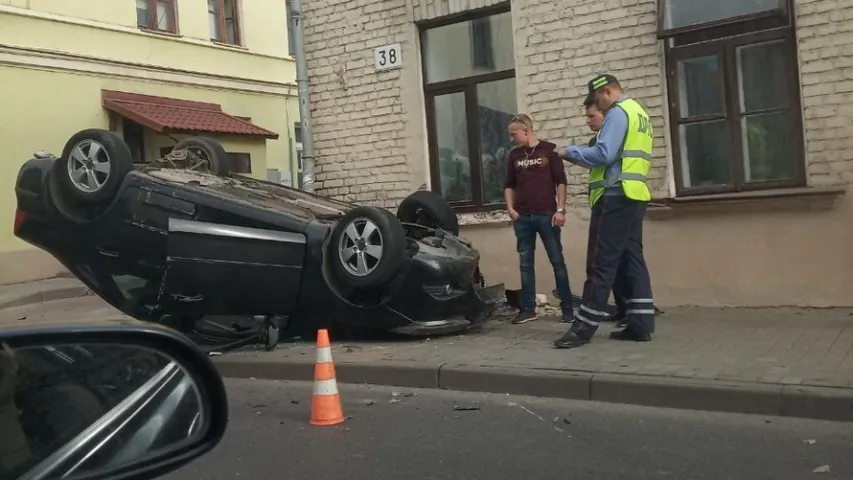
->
[164, 379, 853, 480]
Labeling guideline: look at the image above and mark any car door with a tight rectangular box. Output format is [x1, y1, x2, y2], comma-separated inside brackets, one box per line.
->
[159, 217, 306, 316]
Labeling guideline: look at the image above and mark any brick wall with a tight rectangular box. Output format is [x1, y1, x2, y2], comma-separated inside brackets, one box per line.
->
[302, 0, 511, 208]
[303, 0, 669, 209]
[301, 0, 412, 207]
[512, 0, 669, 204]
[302, 0, 851, 210]
[795, 0, 853, 187]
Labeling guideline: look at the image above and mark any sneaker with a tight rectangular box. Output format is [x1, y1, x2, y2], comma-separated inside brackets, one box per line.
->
[512, 311, 538, 325]
[561, 312, 574, 324]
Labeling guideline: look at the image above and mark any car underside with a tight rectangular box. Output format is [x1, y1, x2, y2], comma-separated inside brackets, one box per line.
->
[13, 129, 505, 350]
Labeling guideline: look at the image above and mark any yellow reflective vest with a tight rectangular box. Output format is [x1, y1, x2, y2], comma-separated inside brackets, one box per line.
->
[588, 98, 653, 207]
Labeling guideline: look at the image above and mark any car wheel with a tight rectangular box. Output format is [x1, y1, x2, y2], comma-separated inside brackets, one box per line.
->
[170, 137, 230, 175]
[330, 206, 406, 288]
[396, 190, 459, 235]
[55, 129, 133, 204]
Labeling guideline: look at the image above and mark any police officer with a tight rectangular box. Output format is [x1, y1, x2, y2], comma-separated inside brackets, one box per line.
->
[552, 98, 629, 325]
[555, 74, 655, 348]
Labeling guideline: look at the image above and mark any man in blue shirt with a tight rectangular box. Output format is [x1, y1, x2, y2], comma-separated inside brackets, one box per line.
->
[554, 74, 656, 349]
[553, 98, 629, 326]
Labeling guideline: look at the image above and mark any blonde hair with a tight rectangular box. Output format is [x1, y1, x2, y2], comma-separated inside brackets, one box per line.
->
[509, 114, 534, 130]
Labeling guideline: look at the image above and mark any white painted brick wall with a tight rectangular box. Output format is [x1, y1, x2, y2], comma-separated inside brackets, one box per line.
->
[304, 0, 668, 208]
[302, 0, 852, 209]
[302, 0, 412, 207]
[512, 0, 668, 204]
[795, 0, 853, 186]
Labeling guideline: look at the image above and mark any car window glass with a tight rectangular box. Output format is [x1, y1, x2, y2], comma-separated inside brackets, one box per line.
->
[0, 342, 196, 480]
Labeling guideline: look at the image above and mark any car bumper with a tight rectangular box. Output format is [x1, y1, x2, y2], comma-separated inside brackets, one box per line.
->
[388, 283, 505, 336]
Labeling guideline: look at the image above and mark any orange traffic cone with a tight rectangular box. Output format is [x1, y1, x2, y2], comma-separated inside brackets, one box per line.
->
[310, 329, 345, 426]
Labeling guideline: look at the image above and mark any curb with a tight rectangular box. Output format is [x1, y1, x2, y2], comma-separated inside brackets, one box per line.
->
[0, 286, 90, 310]
[214, 357, 853, 423]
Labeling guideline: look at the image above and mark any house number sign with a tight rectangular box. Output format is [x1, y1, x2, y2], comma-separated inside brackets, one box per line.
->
[374, 43, 402, 71]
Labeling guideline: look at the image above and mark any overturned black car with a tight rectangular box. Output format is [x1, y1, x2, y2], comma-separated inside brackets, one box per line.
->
[13, 129, 504, 348]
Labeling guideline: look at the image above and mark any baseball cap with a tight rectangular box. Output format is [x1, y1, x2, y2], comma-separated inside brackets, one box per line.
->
[585, 74, 619, 104]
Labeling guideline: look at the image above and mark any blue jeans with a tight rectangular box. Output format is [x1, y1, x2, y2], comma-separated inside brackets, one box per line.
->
[512, 213, 573, 314]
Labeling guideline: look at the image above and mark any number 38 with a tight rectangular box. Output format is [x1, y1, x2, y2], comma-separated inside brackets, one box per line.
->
[379, 48, 397, 66]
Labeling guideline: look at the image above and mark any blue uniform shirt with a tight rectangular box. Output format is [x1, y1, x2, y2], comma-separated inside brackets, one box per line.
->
[565, 96, 630, 196]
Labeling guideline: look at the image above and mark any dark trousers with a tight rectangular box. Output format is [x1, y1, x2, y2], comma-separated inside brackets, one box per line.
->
[512, 213, 573, 314]
[573, 195, 654, 335]
[613, 264, 628, 315]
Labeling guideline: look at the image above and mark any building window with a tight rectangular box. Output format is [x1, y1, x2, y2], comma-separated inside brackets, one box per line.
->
[421, 7, 516, 210]
[294, 122, 303, 171]
[661, 0, 804, 196]
[659, 0, 786, 36]
[124, 119, 146, 163]
[209, 0, 241, 45]
[228, 153, 252, 173]
[286, 1, 296, 56]
[136, 0, 177, 33]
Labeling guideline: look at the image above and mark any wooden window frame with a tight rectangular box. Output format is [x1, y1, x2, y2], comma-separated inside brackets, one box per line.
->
[137, 0, 178, 34]
[656, 0, 788, 38]
[209, 0, 242, 46]
[420, 3, 515, 212]
[664, 1, 806, 197]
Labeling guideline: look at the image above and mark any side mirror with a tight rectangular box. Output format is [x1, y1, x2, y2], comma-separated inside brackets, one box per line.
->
[0, 324, 228, 480]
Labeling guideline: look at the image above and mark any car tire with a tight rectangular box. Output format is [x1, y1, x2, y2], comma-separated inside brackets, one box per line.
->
[55, 129, 134, 204]
[396, 190, 459, 235]
[329, 206, 406, 289]
[171, 136, 230, 175]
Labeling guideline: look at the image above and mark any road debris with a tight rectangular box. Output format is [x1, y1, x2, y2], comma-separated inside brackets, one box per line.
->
[392, 391, 416, 398]
[553, 416, 572, 425]
[360, 399, 376, 406]
[291, 400, 300, 405]
[813, 465, 830, 473]
[803, 439, 816, 445]
[453, 405, 480, 411]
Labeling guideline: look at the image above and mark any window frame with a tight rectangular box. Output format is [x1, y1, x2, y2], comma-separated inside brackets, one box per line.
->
[656, 0, 788, 38]
[666, 23, 806, 196]
[137, 0, 178, 34]
[209, 0, 242, 46]
[419, 3, 515, 212]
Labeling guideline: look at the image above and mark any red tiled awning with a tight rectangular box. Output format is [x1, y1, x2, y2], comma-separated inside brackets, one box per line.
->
[101, 90, 279, 139]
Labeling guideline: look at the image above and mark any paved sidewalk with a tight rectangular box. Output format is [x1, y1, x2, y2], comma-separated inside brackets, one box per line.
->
[0, 277, 88, 310]
[3, 286, 853, 420]
[216, 306, 853, 421]
[223, 307, 853, 389]
[0, 295, 135, 328]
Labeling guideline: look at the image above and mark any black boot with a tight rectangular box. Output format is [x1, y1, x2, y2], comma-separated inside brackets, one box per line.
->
[609, 328, 651, 342]
[554, 322, 595, 349]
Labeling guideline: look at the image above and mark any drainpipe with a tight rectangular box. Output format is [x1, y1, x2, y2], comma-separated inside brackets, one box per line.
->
[290, 0, 315, 193]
